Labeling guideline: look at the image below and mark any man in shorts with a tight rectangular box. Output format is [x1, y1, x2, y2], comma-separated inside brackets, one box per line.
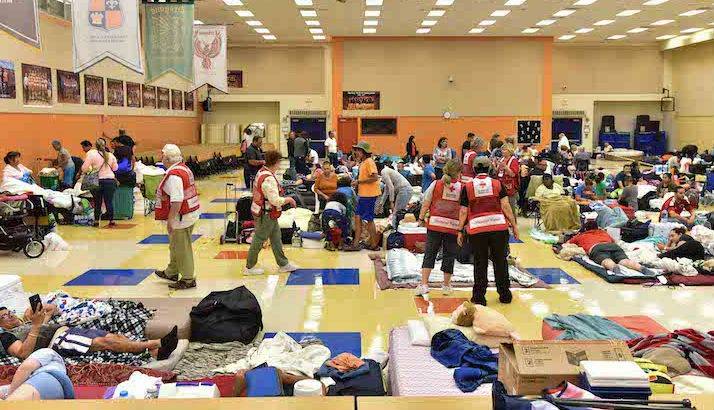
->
[566, 228, 655, 275]
[348, 142, 381, 250]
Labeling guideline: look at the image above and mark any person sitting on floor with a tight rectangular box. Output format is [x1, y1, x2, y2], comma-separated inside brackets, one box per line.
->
[1, 348, 73, 400]
[657, 227, 706, 261]
[615, 164, 633, 189]
[322, 192, 351, 251]
[619, 175, 639, 211]
[566, 228, 655, 275]
[0, 305, 178, 361]
[657, 173, 678, 197]
[574, 177, 597, 205]
[535, 174, 565, 200]
[662, 186, 696, 227]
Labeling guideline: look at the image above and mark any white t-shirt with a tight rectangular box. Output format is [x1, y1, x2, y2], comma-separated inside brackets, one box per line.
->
[162, 165, 200, 229]
[309, 149, 319, 165]
[324, 137, 338, 154]
[242, 132, 253, 147]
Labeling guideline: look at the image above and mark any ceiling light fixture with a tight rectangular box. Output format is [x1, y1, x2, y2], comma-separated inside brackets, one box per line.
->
[246, 20, 262, 26]
[522, 27, 540, 33]
[575, 28, 593, 33]
[593, 19, 615, 26]
[263, 34, 277, 40]
[428, 10, 446, 17]
[643, 0, 669, 5]
[627, 27, 648, 33]
[680, 9, 707, 17]
[681, 27, 704, 33]
[309, 28, 323, 33]
[607, 34, 626, 40]
[479, 20, 497, 26]
[235, 10, 253, 17]
[573, 0, 598, 5]
[365, 10, 381, 17]
[363, 28, 377, 33]
[558, 35, 576, 40]
[505, 0, 526, 5]
[651, 19, 674, 26]
[435, 0, 455, 5]
[491, 10, 511, 17]
[553, 9, 576, 17]
[536, 19, 557, 26]
[422, 20, 438, 26]
[255, 28, 270, 33]
[364, 20, 379, 26]
[365, 0, 383, 5]
[313, 35, 326, 40]
[222, 0, 243, 5]
[294, 0, 312, 5]
[469, 27, 485, 33]
[193, 20, 203, 24]
[300, 10, 317, 17]
[656, 34, 676, 40]
[416, 28, 431, 33]
[305, 20, 320, 26]
[616, 10, 641, 17]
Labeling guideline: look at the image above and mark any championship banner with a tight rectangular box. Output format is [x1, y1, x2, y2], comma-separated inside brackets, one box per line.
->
[143, 1, 194, 83]
[0, 0, 40, 48]
[191, 24, 227, 93]
[72, 0, 143, 74]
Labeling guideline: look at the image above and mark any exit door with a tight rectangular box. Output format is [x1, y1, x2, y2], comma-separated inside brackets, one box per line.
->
[337, 117, 358, 154]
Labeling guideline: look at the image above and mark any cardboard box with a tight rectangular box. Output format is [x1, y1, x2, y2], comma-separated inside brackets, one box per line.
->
[498, 340, 633, 395]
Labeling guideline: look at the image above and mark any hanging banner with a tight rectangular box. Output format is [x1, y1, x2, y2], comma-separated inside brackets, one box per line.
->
[191, 24, 227, 93]
[144, 2, 194, 83]
[0, 0, 40, 48]
[72, 0, 143, 73]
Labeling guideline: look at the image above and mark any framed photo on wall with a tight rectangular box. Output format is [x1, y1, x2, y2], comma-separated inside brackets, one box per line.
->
[84, 75, 104, 105]
[517, 120, 541, 144]
[107, 79, 125, 107]
[57, 70, 80, 104]
[142, 85, 156, 108]
[126, 82, 141, 108]
[0, 60, 16, 99]
[343, 91, 380, 110]
[157, 87, 170, 109]
[227, 70, 243, 88]
[171, 89, 182, 110]
[184, 90, 194, 111]
[21, 63, 52, 106]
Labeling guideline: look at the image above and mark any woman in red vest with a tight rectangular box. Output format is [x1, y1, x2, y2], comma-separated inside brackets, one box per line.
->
[457, 156, 519, 306]
[415, 159, 462, 296]
[495, 143, 520, 219]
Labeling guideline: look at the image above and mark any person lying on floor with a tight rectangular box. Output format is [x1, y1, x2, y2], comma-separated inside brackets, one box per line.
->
[661, 186, 696, 227]
[565, 228, 656, 275]
[0, 306, 178, 361]
[1, 348, 73, 401]
[657, 227, 706, 261]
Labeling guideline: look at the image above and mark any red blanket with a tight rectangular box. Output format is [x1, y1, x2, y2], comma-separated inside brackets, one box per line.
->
[628, 329, 714, 378]
[0, 363, 176, 386]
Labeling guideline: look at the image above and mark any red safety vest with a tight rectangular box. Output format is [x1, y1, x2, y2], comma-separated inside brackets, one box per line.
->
[497, 156, 519, 196]
[155, 163, 200, 221]
[251, 167, 285, 219]
[464, 174, 508, 235]
[462, 150, 476, 180]
[427, 180, 463, 235]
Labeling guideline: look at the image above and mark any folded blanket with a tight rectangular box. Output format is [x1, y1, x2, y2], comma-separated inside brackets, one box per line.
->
[539, 197, 581, 232]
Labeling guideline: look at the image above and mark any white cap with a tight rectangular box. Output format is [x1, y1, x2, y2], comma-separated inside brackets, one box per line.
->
[162, 144, 181, 157]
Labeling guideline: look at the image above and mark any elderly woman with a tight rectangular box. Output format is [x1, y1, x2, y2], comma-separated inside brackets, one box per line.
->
[3, 152, 33, 184]
[314, 160, 338, 208]
[51, 140, 74, 188]
[1, 349, 74, 400]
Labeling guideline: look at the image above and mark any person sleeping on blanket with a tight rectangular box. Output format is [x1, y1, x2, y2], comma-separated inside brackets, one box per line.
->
[565, 228, 657, 276]
[657, 227, 706, 261]
[0, 305, 178, 361]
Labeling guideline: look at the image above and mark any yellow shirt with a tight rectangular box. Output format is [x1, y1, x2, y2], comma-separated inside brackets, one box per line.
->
[358, 157, 381, 198]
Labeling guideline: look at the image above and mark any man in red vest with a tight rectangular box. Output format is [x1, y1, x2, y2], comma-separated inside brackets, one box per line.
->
[457, 156, 519, 306]
[153, 144, 200, 290]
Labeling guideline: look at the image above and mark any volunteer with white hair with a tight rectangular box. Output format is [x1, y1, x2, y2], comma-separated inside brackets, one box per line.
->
[153, 144, 200, 290]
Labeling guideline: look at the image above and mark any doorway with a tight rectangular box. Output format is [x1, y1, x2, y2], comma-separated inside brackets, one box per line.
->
[337, 117, 358, 154]
[291, 117, 327, 157]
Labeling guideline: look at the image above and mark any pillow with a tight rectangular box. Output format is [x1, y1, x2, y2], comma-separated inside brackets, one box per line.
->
[422, 315, 512, 349]
[407, 320, 430, 347]
[450, 301, 475, 327]
[472, 305, 516, 338]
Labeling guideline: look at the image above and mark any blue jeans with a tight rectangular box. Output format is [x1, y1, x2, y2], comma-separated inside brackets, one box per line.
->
[62, 164, 75, 187]
[393, 188, 412, 227]
[92, 179, 117, 222]
[25, 370, 74, 399]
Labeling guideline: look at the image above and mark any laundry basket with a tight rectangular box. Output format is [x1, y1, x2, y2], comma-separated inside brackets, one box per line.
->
[142, 174, 163, 215]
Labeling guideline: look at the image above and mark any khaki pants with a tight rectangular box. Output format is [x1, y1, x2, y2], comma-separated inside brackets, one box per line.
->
[246, 214, 288, 269]
[165, 224, 195, 281]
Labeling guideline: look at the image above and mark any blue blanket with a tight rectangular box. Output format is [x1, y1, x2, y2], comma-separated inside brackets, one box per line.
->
[430, 329, 498, 392]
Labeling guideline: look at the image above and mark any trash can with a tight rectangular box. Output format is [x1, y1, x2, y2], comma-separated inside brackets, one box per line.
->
[112, 186, 135, 220]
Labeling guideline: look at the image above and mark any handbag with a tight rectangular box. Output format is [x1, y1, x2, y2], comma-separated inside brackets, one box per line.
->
[81, 170, 99, 191]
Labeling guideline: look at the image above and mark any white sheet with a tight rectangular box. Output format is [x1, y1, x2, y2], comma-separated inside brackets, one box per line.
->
[0, 178, 83, 210]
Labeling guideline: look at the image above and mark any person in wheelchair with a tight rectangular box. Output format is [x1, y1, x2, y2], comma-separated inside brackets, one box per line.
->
[3, 152, 34, 185]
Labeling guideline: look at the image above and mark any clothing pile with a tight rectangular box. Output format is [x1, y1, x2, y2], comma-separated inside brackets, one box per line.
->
[430, 329, 498, 393]
[629, 329, 714, 378]
[544, 314, 641, 341]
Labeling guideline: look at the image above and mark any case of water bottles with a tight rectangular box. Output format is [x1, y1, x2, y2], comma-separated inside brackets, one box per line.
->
[157, 382, 221, 399]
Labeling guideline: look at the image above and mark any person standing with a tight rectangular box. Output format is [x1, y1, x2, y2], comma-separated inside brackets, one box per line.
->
[462, 142, 477, 181]
[153, 144, 200, 290]
[496, 143, 520, 218]
[421, 154, 436, 193]
[458, 157, 519, 306]
[433, 137, 452, 180]
[293, 132, 310, 175]
[81, 139, 118, 227]
[51, 140, 74, 188]
[80, 140, 93, 153]
[405, 135, 419, 163]
[325, 131, 339, 167]
[244, 135, 265, 190]
[461, 132, 475, 161]
[488, 133, 501, 152]
[348, 142, 381, 251]
[286, 131, 296, 170]
[241, 128, 253, 155]
[379, 162, 412, 228]
[244, 151, 299, 275]
[415, 159, 462, 296]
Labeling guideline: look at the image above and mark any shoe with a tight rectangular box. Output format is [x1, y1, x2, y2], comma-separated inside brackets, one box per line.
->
[499, 290, 513, 304]
[157, 326, 178, 360]
[279, 263, 300, 273]
[414, 284, 430, 296]
[470, 295, 487, 306]
[244, 266, 265, 275]
[154, 270, 178, 282]
[442, 284, 453, 295]
[612, 265, 622, 275]
[168, 280, 196, 290]
[108, 221, 116, 227]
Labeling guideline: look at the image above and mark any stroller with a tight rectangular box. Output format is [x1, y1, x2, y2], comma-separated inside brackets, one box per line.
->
[0, 194, 46, 258]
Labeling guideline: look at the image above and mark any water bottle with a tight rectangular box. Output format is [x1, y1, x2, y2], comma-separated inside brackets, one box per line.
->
[292, 222, 302, 247]
[118, 390, 130, 399]
[145, 385, 159, 399]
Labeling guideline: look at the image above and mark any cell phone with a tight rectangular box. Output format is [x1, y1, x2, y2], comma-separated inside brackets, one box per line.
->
[29, 294, 42, 313]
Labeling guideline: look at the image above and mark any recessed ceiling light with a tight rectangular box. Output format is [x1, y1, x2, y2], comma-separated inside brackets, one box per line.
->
[553, 9, 576, 17]
[300, 10, 317, 17]
[607, 35, 626, 40]
[536, 19, 557, 26]
[522, 27, 540, 33]
[193, 20, 203, 25]
[681, 27, 704, 33]
[469, 28, 486, 33]
[255, 28, 270, 34]
[680, 9, 707, 17]
[575, 28, 593, 33]
[222, 0, 243, 5]
[365, 0, 383, 5]
[428, 10, 446, 17]
[617, 10, 641, 17]
[305, 20, 320, 26]
[651, 19, 674, 26]
[558, 35, 576, 40]
[643, 0, 669, 5]
[593, 20, 615, 26]
[505, 0, 526, 5]
[263, 35, 277, 40]
[365, 10, 381, 17]
[235, 10, 253, 17]
[491, 10, 511, 17]
[363, 28, 377, 33]
[479, 20, 497, 26]
[309, 28, 323, 34]
[313, 35, 326, 40]
[656, 34, 677, 40]
[294, 0, 312, 5]
[416, 28, 431, 34]
[422, 20, 438, 26]
[573, 0, 597, 5]
[627, 27, 648, 33]
[364, 20, 379, 26]
[246, 20, 262, 26]
[435, 0, 455, 5]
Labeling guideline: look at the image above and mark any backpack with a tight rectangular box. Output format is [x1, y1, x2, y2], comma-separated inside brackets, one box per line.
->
[236, 195, 254, 221]
[386, 231, 404, 250]
[620, 219, 650, 243]
[638, 191, 658, 211]
[189, 286, 263, 343]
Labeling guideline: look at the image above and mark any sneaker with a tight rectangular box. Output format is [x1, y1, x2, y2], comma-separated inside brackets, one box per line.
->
[154, 270, 178, 282]
[244, 266, 265, 276]
[470, 295, 487, 306]
[499, 290, 513, 304]
[442, 284, 453, 295]
[168, 280, 196, 290]
[414, 284, 430, 296]
[279, 263, 299, 273]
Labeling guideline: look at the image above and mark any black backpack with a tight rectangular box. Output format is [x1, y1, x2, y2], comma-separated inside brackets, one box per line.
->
[236, 195, 254, 222]
[638, 191, 658, 212]
[620, 220, 650, 243]
[190, 286, 263, 343]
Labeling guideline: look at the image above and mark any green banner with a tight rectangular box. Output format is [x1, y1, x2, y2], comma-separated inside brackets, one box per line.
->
[143, 2, 194, 83]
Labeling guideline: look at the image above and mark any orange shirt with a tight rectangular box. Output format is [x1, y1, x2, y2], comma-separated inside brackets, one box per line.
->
[358, 157, 381, 198]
